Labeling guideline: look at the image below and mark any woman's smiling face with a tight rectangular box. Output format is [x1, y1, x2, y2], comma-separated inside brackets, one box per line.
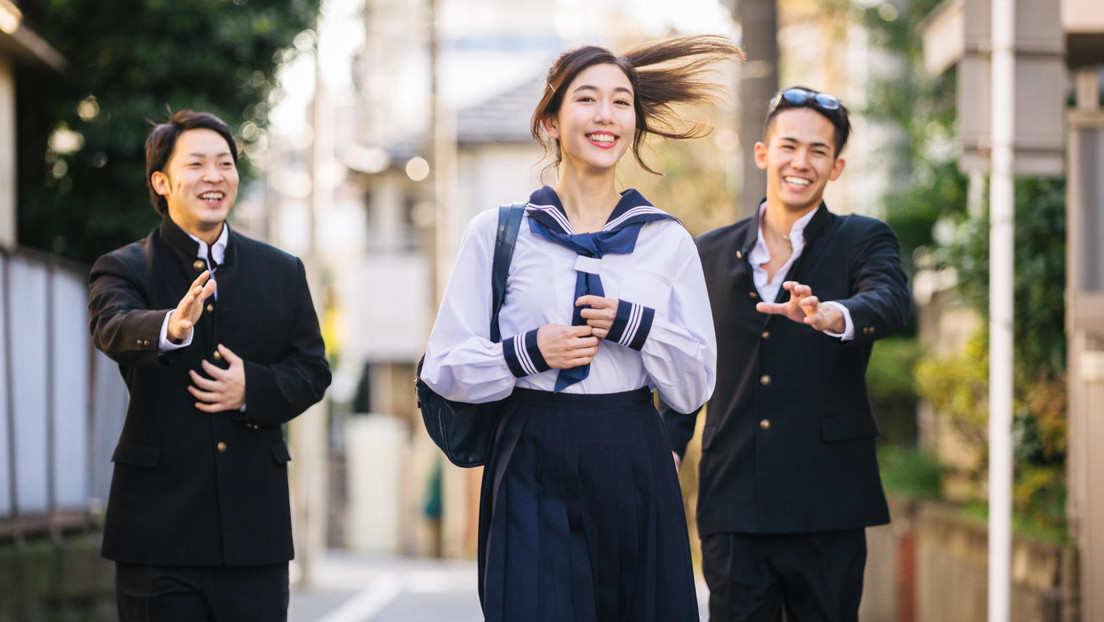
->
[544, 62, 636, 175]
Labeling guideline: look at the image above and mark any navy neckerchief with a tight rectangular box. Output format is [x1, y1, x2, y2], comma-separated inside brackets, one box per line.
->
[525, 185, 676, 391]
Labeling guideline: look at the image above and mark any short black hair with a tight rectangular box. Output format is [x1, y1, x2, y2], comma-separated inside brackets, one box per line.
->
[762, 86, 852, 156]
[145, 111, 237, 215]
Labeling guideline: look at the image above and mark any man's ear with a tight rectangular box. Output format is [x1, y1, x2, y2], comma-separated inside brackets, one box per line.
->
[829, 156, 846, 181]
[150, 171, 170, 197]
[542, 114, 560, 140]
[753, 141, 768, 170]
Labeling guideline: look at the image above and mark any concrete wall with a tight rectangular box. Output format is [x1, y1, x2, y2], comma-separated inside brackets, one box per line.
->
[861, 498, 1078, 622]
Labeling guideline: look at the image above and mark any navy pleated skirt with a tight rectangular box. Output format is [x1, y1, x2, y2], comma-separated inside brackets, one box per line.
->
[477, 387, 699, 622]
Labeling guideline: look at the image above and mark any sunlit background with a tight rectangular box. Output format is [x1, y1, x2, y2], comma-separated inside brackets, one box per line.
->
[2, 0, 1103, 620]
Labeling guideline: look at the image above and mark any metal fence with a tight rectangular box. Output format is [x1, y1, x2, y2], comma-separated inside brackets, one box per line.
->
[0, 246, 128, 539]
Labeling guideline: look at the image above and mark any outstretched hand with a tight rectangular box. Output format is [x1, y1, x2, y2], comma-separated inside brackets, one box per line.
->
[167, 271, 217, 343]
[756, 280, 845, 333]
[189, 344, 246, 412]
[537, 324, 600, 369]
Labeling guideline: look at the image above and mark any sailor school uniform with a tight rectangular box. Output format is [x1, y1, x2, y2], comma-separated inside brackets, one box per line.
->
[421, 186, 716, 622]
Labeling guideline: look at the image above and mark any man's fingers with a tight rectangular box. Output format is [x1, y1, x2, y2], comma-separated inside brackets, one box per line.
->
[189, 369, 219, 390]
[189, 384, 232, 412]
[194, 400, 228, 413]
[190, 281, 216, 307]
[756, 302, 785, 314]
[188, 384, 211, 399]
[188, 384, 219, 402]
[216, 344, 240, 364]
[200, 359, 227, 378]
[188, 270, 211, 290]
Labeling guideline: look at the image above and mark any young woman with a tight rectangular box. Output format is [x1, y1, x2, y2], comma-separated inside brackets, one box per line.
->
[420, 35, 741, 621]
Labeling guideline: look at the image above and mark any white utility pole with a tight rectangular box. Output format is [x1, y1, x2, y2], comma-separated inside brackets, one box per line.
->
[988, 0, 1015, 620]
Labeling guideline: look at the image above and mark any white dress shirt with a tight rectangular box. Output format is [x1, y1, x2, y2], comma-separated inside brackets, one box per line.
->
[749, 203, 854, 341]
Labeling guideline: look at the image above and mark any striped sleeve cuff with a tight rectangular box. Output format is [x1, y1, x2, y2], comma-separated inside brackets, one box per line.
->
[605, 300, 654, 351]
[503, 329, 551, 378]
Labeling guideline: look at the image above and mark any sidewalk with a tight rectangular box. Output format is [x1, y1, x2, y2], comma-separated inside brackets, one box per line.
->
[290, 550, 709, 621]
[289, 550, 483, 622]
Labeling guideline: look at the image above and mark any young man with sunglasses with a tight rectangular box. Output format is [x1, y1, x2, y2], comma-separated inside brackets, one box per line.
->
[662, 87, 911, 621]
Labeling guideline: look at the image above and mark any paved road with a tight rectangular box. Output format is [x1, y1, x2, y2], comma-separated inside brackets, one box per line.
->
[289, 551, 483, 622]
[290, 550, 709, 621]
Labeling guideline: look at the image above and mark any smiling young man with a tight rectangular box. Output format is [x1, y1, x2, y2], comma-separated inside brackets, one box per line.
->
[89, 111, 331, 622]
[662, 87, 911, 621]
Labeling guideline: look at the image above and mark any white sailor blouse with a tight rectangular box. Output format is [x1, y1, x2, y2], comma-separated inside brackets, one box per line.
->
[420, 186, 717, 415]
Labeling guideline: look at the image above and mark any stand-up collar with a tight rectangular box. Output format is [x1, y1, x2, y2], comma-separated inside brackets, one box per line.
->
[159, 216, 232, 266]
[739, 199, 832, 257]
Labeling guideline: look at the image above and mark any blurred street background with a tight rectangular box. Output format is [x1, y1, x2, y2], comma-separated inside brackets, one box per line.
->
[2, 0, 1103, 620]
[285, 551, 710, 621]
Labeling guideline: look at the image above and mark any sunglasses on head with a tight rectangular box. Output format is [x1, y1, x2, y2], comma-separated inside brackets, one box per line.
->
[768, 88, 843, 114]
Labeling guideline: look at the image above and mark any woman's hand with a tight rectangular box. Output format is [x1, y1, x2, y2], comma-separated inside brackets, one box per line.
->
[576, 295, 619, 339]
[537, 324, 600, 369]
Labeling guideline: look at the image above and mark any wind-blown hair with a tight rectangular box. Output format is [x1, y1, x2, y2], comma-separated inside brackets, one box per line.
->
[531, 35, 744, 175]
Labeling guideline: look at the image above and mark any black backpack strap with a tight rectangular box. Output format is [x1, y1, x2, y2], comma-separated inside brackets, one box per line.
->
[489, 203, 526, 343]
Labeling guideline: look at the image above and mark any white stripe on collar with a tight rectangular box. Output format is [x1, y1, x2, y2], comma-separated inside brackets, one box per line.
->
[603, 205, 666, 231]
[526, 203, 574, 234]
[526, 202, 667, 235]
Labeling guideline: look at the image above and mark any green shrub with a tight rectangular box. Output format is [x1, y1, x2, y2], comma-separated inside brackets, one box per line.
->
[878, 445, 943, 500]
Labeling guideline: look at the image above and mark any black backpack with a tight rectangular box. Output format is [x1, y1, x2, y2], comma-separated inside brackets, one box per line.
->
[415, 203, 525, 467]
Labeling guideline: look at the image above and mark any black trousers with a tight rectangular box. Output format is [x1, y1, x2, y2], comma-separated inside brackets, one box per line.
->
[115, 562, 289, 622]
[701, 530, 866, 622]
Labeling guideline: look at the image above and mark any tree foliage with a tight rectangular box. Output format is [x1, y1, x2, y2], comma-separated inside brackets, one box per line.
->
[854, 0, 965, 271]
[17, 0, 321, 264]
[944, 177, 1068, 376]
[853, 0, 1068, 535]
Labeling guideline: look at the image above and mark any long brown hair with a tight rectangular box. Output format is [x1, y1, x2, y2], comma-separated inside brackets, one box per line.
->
[530, 35, 744, 175]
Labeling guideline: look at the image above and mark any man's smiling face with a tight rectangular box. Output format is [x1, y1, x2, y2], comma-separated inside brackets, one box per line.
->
[152, 128, 239, 243]
[754, 107, 846, 215]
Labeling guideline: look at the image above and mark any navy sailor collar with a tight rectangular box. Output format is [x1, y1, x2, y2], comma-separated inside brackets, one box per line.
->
[526, 185, 672, 235]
